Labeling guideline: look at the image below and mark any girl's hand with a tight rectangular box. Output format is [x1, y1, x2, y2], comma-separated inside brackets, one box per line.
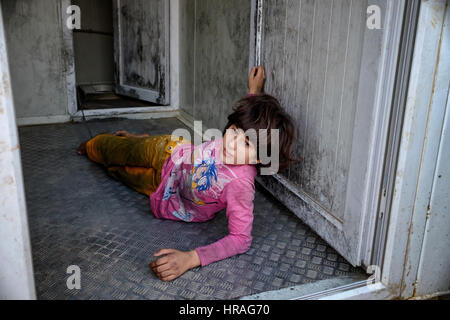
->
[248, 66, 266, 95]
[150, 249, 201, 282]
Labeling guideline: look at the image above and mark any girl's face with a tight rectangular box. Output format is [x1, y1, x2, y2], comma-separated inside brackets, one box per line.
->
[221, 124, 260, 165]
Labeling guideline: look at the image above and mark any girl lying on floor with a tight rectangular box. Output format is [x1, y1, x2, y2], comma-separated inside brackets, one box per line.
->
[77, 66, 297, 282]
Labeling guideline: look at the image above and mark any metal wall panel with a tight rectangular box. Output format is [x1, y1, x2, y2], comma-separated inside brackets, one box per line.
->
[252, 0, 406, 266]
[262, 0, 367, 220]
[179, 0, 252, 130]
[2, 0, 69, 118]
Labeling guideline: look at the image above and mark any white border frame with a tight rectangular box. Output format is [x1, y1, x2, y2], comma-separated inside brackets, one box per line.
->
[357, 0, 408, 267]
[5, 0, 447, 301]
[381, 0, 449, 299]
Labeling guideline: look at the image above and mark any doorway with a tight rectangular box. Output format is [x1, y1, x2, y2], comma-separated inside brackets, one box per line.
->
[70, 0, 170, 112]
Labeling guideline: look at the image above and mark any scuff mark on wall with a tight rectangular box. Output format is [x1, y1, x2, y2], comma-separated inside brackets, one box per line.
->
[3, 175, 14, 185]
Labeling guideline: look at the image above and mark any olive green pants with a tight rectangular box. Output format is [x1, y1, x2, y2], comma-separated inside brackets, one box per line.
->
[86, 133, 188, 196]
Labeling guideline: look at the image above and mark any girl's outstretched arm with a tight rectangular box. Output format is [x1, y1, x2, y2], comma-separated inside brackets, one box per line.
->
[149, 176, 255, 281]
[194, 177, 255, 267]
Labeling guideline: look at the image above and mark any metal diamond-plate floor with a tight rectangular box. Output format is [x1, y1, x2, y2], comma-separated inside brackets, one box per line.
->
[18, 118, 365, 300]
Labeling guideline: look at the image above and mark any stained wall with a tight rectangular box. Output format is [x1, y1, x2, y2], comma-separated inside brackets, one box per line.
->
[179, 0, 252, 131]
[2, 0, 70, 119]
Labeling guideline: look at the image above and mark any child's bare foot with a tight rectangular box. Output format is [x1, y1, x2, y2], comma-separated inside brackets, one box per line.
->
[77, 141, 87, 156]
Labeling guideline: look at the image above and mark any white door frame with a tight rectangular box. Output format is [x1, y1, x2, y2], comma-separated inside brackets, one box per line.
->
[314, 0, 449, 300]
[0, 2, 36, 300]
[61, 0, 181, 121]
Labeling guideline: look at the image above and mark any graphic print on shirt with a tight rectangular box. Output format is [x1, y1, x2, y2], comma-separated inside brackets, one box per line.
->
[186, 145, 238, 203]
[161, 139, 239, 221]
[188, 150, 218, 205]
[171, 186, 194, 222]
[162, 161, 182, 201]
[192, 156, 217, 191]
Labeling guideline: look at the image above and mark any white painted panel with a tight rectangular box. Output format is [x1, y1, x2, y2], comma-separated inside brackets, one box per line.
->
[114, 0, 170, 104]
[262, 0, 366, 220]
[407, 1, 450, 298]
[416, 92, 450, 296]
[184, 0, 252, 129]
[253, 0, 406, 265]
[380, 0, 448, 297]
[2, 0, 69, 118]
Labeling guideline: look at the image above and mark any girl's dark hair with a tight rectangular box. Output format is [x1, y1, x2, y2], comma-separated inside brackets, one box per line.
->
[223, 94, 299, 175]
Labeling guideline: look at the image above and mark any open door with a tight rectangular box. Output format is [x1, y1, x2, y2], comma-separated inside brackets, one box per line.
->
[113, 0, 170, 105]
[251, 0, 406, 266]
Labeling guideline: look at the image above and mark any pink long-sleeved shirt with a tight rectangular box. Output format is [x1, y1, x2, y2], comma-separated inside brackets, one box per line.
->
[149, 135, 257, 266]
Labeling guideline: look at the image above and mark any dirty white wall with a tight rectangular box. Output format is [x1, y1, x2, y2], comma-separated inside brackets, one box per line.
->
[3, 0, 252, 125]
[179, 0, 252, 130]
[72, 0, 114, 85]
[399, 0, 450, 298]
[260, 0, 371, 221]
[177, 0, 375, 225]
[416, 88, 450, 297]
[2, 0, 70, 123]
[415, 4, 450, 292]
[179, 0, 195, 118]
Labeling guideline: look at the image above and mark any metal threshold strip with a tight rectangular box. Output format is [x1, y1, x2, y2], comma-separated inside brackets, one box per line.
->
[240, 275, 369, 300]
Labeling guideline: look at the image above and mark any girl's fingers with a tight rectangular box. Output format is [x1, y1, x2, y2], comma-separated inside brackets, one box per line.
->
[153, 263, 171, 274]
[161, 274, 177, 282]
[255, 66, 265, 79]
[257, 67, 264, 78]
[149, 260, 166, 269]
[150, 264, 168, 277]
[253, 67, 260, 79]
[152, 266, 176, 281]
[153, 256, 169, 267]
[156, 270, 174, 279]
